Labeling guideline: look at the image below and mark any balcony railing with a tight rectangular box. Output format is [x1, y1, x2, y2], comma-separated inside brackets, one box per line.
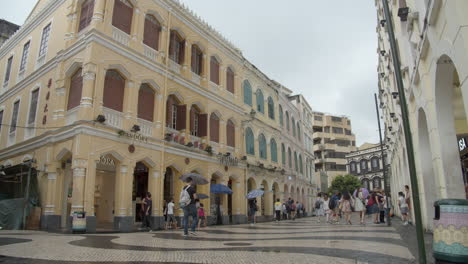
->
[137, 118, 154, 137]
[103, 107, 123, 129]
[143, 44, 157, 61]
[191, 73, 201, 86]
[169, 60, 181, 74]
[112, 27, 130, 46]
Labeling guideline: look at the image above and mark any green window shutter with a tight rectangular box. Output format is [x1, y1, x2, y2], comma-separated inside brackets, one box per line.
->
[294, 152, 298, 172]
[271, 139, 277, 162]
[281, 144, 286, 165]
[259, 134, 267, 160]
[243, 80, 252, 106]
[256, 89, 264, 114]
[246, 127, 255, 155]
[299, 155, 303, 174]
[279, 105, 283, 126]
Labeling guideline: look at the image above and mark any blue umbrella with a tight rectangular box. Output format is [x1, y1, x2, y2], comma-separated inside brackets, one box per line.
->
[246, 189, 264, 199]
[210, 184, 233, 194]
[197, 193, 209, 200]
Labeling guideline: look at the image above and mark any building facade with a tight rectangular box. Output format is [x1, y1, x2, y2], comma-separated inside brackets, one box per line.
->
[0, 0, 315, 232]
[346, 143, 385, 191]
[375, 0, 468, 230]
[312, 112, 356, 191]
[0, 19, 19, 47]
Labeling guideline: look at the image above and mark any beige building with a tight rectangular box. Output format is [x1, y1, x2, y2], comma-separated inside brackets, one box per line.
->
[312, 112, 356, 191]
[0, 0, 315, 232]
[375, 0, 468, 230]
[346, 143, 386, 191]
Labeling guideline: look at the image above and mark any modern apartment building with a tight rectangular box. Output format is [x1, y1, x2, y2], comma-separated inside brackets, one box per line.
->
[346, 143, 385, 191]
[312, 112, 356, 191]
[0, 0, 315, 232]
[375, 0, 468, 231]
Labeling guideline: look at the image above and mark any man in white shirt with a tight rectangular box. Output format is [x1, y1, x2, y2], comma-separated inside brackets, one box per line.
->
[166, 199, 177, 230]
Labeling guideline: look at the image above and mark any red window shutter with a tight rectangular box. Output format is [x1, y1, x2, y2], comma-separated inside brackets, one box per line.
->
[112, 0, 133, 35]
[166, 96, 173, 127]
[226, 68, 234, 93]
[78, 0, 92, 32]
[179, 40, 185, 64]
[137, 85, 155, 121]
[103, 70, 125, 112]
[143, 15, 160, 50]
[176, 104, 186, 130]
[198, 114, 208, 137]
[210, 114, 219, 143]
[169, 32, 176, 60]
[191, 46, 197, 73]
[210, 58, 215, 83]
[190, 106, 196, 132]
[67, 68, 83, 110]
[227, 121, 235, 147]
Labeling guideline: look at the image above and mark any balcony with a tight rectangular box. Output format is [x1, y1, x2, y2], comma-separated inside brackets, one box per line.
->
[169, 60, 181, 74]
[102, 107, 123, 129]
[112, 26, 130, 46]
[137, 118, 155, 137]
[143, 44, 158, 61]
[191, 73, 201, 86]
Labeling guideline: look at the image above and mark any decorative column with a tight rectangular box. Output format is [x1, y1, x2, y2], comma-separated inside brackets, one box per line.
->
[41, 161, 61, 230]
[130, 8, 141, 44]
[159, 26, 169, 64]
[78, 63, 97, 120]
[83, 159, 98, 232]
[71, 159, 87, 218]
[155, 94, 164, 136]
[219, 65, 226, 91]
[201, 54, 209, 87]
[219, 119, 226, 152]
[53, 77, 66, 121]
[65, 1, 79, 45]
[148, 167, 162, 229]
[91, 0, 106, 26]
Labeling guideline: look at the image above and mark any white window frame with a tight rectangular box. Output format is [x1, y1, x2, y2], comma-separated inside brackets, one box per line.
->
[37, 21, 53, 68]
[8, 97, 21, 146]
[2, 54, 14, 90]
[19, 40, 31, 74]
[0, 106, 5, 139]
[25, 85, 41, 139]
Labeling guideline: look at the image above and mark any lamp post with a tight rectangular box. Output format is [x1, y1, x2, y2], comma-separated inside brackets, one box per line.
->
[381, 0, 427, 263]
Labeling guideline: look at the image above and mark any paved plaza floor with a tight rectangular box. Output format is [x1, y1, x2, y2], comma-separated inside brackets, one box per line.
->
[0, 216, 416, 264]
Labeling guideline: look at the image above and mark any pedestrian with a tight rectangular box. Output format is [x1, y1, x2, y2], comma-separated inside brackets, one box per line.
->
[180, 177, 198, 236]
[353, 188, 366, 225]
[197, 203, 206, 228]
[274, 199, 282, 221]
[330, 191, 340, 223]
[163, 200, 168, 230]
[378, 190, 386, 223]
[296, 201, 302, 218]
[368, 192, 380, 224]
[282, 202, 288, 220]
[383, 192, 392, 222]
[323, 194, 331, 223]
[398, 191, 409, 225]
[340, 192, 353, 225]
[166, 198, 177, 230]
[290, 200, 297, 220]
[404, 185, 412, 225]
[248, 199, 257, 225]
[315, 193, 325, 223]
[141, 192, 152, 231]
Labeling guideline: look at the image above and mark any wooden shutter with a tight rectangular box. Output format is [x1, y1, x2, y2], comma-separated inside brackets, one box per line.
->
[79, 0, 94, 32]
[198, 114, 208, 137]
[143, 15, 160, 50]
[10, 101, 20, 133]
[169, 31, 176, 61]
[28, 89, 39, 124]
[137, 85, 155, 121]
[67, 68, 83, 110]
[112, 0, 133, 35]
[210, 114, 219, 143]
[178, 40, 185, 64]
[227, 120, 235, 147]
[0, 110, 3, 133]
[176, 104, 186, 130]
[190, 106, 196, 132]
[103, 70, 125, 112]
[226, 68, 234, 93]
[191, 46, 197, 73]
[210, 57, 219, 84]
[166, 96, 173, 127]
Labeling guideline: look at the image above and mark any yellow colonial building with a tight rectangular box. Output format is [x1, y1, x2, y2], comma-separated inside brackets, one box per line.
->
[0, 0, 315, 232]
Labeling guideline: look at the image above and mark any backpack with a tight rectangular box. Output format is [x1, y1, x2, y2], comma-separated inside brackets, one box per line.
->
[329, 198, 337, 209]
[179, 186, 191, 208]
[315, 200, 322, 209]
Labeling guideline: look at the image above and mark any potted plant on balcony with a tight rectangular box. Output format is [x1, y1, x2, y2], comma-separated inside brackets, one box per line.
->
[117, 130, 125, 136]
[164, 133, 173, 141]
[205, 145, 213, 155]
[186, 142, 194, 147]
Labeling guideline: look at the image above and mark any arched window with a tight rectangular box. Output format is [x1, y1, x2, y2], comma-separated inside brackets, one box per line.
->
[292, 117, 296, 137]
[112, 0, 133, 35]
[67, 68, 83, 110]
[78, 0, 95, 32]
[243, 80, 252, 106]
[371, 157, 380, 170]
[360, 159, 368, 171]
[256, 89, 264, 114]
[285, 111, 290, 131]
[267, 97, 274, 119]
[190, 105, 207, 137]
[137, 84, 155, 121]
[297, 123, 301, 141]
[226, 119, 235, 147]
[294, 151, 298, 172]
[245, 127, 255, 155]
[288, 147, 292, 168]
[259, 134, 267, 160]
[350, 162, 357, 173]
[299, 154, 303, 174]
[226, 67, 234, 93]
[281, 143, 286, 165]
[362, 179, 369, 190]
[270, 138, 277, 162]
[166, 95, 186, 130]
[210, 113, 220, 143]
[191, 45, 203, 75]
[143, 14, 161, 50]
[373, 177, 381, 189]
[169, 30, 185, 64]
[279, 105, 283, 126]
[103, 70, 125, 112]
[210, 56, 220, 85]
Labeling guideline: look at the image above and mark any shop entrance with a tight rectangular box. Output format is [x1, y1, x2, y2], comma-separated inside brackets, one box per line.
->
[228, 179, 233, 224]
[133, 162, 148, 223]
[95, 155, 117, 228]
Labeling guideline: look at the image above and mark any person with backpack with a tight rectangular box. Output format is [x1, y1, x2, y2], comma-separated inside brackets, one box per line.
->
[248, 199, 257, 225]
[315, 193, 325, 223]
[323, 194, 331, 223]
[140, 192, 152, 231]
[274, 199, 282, 221]
[330, 191, 341, 223]
[180, 177, 198, 236]
[290, 200, 297, 220]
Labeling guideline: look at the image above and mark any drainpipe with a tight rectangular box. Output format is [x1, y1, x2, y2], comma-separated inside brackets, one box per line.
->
[381, 1, 426, 263]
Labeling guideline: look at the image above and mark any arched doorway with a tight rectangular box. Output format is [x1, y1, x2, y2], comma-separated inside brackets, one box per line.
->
[133, 162, 148, 223]
[435, 55, 467, 198]
[94, 154, 118, 229]
[260, 180, 269, 218]
[163, 167, 175, 207]
[210, 173, 223, 225]
[418, 108, 439, 229]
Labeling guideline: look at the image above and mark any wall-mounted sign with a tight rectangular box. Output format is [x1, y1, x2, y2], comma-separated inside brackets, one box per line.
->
[99, 155, 115, 166]
[459, 138, 467, 152]
[118, 130, 148, 143]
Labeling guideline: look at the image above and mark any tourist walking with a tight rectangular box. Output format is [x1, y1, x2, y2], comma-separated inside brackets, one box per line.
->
[330, 191, 340, 223]
[166, 198, 177, 230]
[290, 200, 297, 220]
[323, 194, 331, 223]
[163, 200, 168, 230]
[141, 192, 152, 231]
[296, 201, 303, 218]
[354, 188, 366, 225]
[180, 177, 198, 236]
[315, 193, 325, 223]
[282, 202, 288, 220]
[398, 191, 409, 225]
[274, 199, 282, 221]
[340, 192, 353, 225]
[368, 192, 380, 224]
[404, 185, 412, 224]
[197, 203, 206, 228]
[248, 199, 257, 225]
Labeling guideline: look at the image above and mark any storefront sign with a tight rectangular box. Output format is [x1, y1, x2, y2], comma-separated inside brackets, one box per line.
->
[118, 130, 148, 143]
[99, 156, 115, 166]
[459, 138, 467, 152]
[218, 154, 238, 167]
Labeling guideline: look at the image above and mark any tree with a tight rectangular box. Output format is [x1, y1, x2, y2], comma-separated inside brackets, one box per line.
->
[329, 174, 361, 194]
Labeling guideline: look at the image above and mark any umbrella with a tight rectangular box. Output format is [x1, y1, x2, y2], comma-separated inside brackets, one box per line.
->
[210, 184, 233, 194]
[246, 189, 264, 199]
[197, 193, 209, 200]
[353, 187, 369, 199]
[179, 173, 209, 185]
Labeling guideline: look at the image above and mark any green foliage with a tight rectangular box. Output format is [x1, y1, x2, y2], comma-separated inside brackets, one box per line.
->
[329, 174, 361, 194]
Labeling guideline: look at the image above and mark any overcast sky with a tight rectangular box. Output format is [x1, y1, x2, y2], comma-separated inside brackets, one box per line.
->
[1, 0, 380, 146]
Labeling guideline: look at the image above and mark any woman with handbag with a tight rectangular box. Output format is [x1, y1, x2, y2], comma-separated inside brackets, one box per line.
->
[353, 188, 366, 225]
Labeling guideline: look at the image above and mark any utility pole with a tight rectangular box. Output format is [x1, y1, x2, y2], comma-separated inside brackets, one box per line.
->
[374, 93, 391, 227]
[381, 0, 427, 263]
